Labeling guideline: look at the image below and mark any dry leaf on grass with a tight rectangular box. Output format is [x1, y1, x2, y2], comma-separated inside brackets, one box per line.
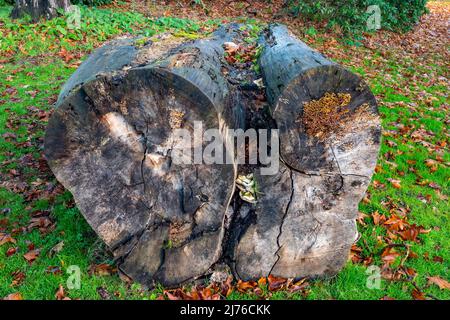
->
[3, 292, 23, 300]
[236, 279, 257, 293]
[23, 249, 40, 264]
[88, 263, 117, 276]
[267, 274, 287, 291]
[0, 233, 16, 246]
[6, 247, 17, 257]
[48, 241, 64, 257]
[427, 276, 450, 290]
[55, 284, 71, 300]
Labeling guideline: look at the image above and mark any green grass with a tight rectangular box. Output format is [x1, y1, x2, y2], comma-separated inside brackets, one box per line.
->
[0, 5, 215, 300]
[0, 4, 448, 300]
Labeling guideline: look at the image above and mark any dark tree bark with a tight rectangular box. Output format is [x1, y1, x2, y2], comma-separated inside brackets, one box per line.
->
[45, 26, 244, 287]
[231, 24, 381, 280]
[11, 0, 71, 22]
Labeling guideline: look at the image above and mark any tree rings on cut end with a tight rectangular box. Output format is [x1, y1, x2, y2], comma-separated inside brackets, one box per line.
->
[45, 66, 235, 286]
[273, 65, 381, 175]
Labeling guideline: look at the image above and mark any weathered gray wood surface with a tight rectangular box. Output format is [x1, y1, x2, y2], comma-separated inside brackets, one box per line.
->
[11, 0, 71, 22]
[259, 24, 380, 174]
[230, 24, 381, 280]
[45, 23, 381, 286]
[45, 27, 243, 287]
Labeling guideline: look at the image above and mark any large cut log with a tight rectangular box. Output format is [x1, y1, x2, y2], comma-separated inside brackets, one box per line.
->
[259, 24, 380, 175]
[46, 23, 381, 286]
[11, 0, 71, 22]
[45, 27, 243, 287]
[231, 24, 381, 280]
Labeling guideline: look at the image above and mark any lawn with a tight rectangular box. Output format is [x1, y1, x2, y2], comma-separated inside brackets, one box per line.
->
[0, 1, 448, 300]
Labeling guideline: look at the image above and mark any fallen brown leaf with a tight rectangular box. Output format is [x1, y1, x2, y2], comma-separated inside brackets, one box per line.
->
[0, 233, 16, 246]
[88, 263, 116, 276]
[267, 274, 287, 291]
[372, 211, 381, 225]
[23, 249, 40, 264]
[48, 241, 64, 257]
[287, 278, 309, 293]
[97, 286, 110, 300]
[6, 247, 17, 257]
[257, 277, 267, 287]
[3, 292, 23, 300]
[164, 290, 181, 300]
[46, 266, 62, 275]
[55, 284, 70, 300]
[236, 279, 257, 292]
[412, 288, 426, 300]
[388, 178, 401, 189]
[381, 247, 401, 266]
[253, 287, 263, 297]
[398, 228, 420, 242]
[220, 275, 233, 297]
[427, 276, 450, 290]
[10, 271, 25, 287]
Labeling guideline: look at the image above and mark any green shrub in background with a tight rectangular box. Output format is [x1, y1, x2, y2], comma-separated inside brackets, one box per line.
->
[287, 0, 428, 34]
[71, 0, 113, 6]
[0, 0, 14, 6]
[0, 0, 113, 6]
[0, 5, 202, 56]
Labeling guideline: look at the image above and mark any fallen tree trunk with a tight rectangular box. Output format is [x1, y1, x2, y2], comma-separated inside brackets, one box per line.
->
[232, 24, 381, 280]
[45, 27, 243, 287]
[45, 23, 381, 287]
[11, 0, 71, 22]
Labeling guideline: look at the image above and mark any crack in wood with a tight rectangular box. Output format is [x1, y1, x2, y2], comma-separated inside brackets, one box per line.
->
[269, 168, 294, 275]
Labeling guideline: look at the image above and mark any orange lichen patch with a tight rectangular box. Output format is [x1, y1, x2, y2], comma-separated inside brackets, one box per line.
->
[169, 110, 185, 129]
[300, 92, 352, 140]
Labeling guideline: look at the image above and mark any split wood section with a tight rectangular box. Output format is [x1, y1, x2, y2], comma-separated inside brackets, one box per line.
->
[45, 24, 381, 287]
